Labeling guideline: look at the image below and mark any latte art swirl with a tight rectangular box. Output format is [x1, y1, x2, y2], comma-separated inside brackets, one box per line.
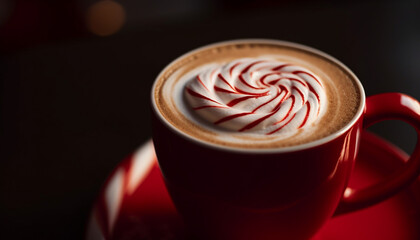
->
[185, 58, 327, 136]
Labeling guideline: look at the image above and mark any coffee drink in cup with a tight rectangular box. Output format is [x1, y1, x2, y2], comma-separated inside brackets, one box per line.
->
[153, 40, 361, 149]
[152, 40, 420, 240]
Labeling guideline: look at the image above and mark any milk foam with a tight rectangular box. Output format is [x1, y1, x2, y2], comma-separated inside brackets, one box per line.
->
[181, 58, 327, 140]
[155, 42, 361, 149]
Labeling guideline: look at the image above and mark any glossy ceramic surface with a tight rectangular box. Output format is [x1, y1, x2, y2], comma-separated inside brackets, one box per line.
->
[152, 90, 420, 239]
[86, 131, 420, 240]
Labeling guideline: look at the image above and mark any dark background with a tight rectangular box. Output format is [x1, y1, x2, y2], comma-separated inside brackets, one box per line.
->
[1, 0, 419, 239]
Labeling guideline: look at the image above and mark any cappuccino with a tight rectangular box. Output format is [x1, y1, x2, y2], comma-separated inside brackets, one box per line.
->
[153, 40, 361, 149]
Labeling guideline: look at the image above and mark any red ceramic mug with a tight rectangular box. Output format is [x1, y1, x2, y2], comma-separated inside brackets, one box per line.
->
[151, 40, 420, 240]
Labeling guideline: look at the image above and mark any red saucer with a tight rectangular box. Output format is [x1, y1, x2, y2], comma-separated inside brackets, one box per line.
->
[86, 131, 420, 240]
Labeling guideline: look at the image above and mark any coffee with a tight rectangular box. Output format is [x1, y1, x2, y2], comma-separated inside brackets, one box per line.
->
[153, 40, 361, 149]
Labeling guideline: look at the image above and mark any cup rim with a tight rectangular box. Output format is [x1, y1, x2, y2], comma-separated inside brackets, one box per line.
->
[151, 39, 366, 154]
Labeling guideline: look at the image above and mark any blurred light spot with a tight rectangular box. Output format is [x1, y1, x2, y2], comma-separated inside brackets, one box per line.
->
[344, 188, 353, 198]
[87, 0, 125, 36]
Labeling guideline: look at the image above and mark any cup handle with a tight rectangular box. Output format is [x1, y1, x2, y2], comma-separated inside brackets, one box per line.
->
[334, 92, 420, 215]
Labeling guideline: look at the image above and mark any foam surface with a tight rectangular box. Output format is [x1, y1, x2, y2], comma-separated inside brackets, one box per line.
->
[154, 42, 361, 149]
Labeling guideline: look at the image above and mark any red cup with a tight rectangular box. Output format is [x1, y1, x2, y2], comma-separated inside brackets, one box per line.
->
[151, 40, 420, 240]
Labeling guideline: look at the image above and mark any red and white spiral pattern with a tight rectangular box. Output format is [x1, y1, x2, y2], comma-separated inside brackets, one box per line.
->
[185, 58, 326, 135]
